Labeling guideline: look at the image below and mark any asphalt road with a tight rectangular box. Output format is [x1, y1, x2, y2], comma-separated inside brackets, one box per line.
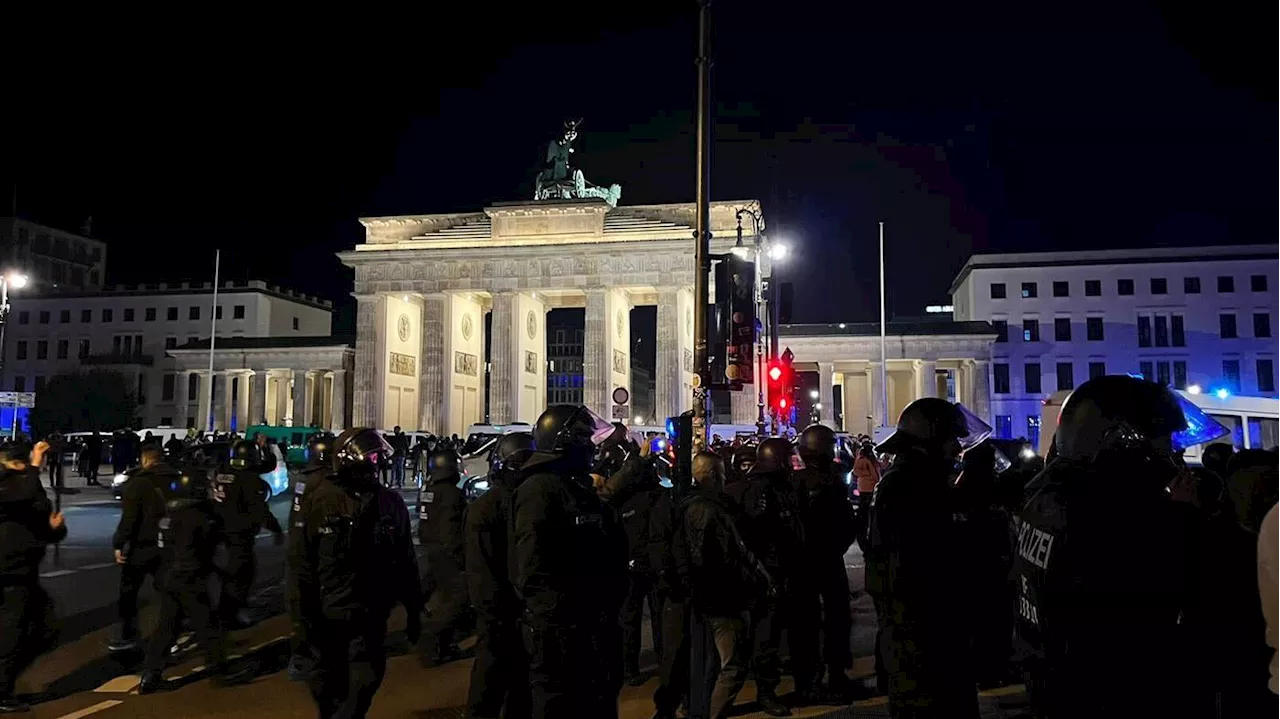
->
[18, 481, 1030, 719]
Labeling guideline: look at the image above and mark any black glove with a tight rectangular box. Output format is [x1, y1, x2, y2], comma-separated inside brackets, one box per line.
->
[405, 608, 422, 645]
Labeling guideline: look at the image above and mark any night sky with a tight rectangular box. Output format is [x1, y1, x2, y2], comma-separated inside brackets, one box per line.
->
[4, 1, 1273, 335]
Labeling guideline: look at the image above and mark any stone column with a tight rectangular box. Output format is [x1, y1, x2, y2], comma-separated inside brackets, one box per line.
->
[351, 295, 380, 428]
[195, 371, 212, 432]
[330, 369, 347, 430]
[173, 370, 191, 429]
[301, 372, 316, 428]
[419, 294, 446, 436]
[250, 371, 267, 425]
[729, 387, 756, 425]
[292, 370, 307, 428]
[235, 372, 251, 431]
[212, 372, 231, 432]
[917, 360, 938, 399]
[488, 292, 515, 425]
[868, 361, 886, 428]
[957, 360, 973, 409]
[654, 287, 680, 422]
[818, 362, 835, 426]
[972, 359, 992, 424]
[583, 288, 609, 417]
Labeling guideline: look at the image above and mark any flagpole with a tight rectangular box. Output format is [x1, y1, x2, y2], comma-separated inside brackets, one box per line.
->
[879, 222, 888, 427]
[206, 250, 220, 432]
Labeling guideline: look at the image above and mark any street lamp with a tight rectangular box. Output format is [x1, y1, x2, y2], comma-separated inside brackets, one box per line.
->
[809, 389, 819, 400]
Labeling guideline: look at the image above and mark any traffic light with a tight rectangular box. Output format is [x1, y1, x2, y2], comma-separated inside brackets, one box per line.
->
[666, 410, 694, 488]
[767, 359, 785, 413]
[775, 348, 795, 422]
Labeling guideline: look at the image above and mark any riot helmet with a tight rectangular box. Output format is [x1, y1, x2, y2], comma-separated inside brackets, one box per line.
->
[229, 440, 261, 470]
[749, 437, 795, 477]
[489, 432, 536, 483]
[875, 397, 977, 462]
[1054, 376, 1208, 471]
[591, 438, 633, 479]
[427, 449, 460, 481]
[730, 444, 756, 480]
[333, 427, 394, 475]
[532, 404, 613, 474]
[797, 424, 837, 468]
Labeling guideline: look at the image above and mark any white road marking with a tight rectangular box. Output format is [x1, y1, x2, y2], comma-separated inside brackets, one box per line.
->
[53, 699, 124, 719]
[79, 562, 118, 570]
[40, 569, 77, 578]
[94, 675, 140, 693]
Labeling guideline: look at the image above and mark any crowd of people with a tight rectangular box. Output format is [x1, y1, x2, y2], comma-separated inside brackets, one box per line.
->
[0, 372, 1276, 718]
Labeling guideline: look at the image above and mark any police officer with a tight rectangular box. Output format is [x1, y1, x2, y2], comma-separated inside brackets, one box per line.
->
[214, 440, 283, 629]
[290, 428, 423, 718]
[464, 432, 535, 719]
[139, 469, 252, 693]
[1015, 376, 1198, 717]
[740, 437, 810, 716]
[865, 397, 977, 717]
[109, 444, 172, 652]
[285, 432, 334, 681]
[418, 448, 467, 664]
[794, 424, 859, 699]
[0, 441, 65, 712]
[513, 405, 629, 718]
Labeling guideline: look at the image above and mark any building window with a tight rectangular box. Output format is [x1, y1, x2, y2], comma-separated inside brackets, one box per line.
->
[1027, 416, 1041, 450]
[1171, 315, 1185, 347]
[56, 340, 68, 360]
[90, 270, 99, 285]
[993, 363, 1010, 394]
[1220, 313, 1238, 339]
[78, 339, 89, 359]
[12, 377, 23, 392]
[1258, 359, 1276, 393]
[124, 308, 135, 322]
[1084, 280, 1101, 297]
[38, 311, 49, 324]
[233, 305, 245, 319]
[992, 319, 1008, 343]
[188, 336, 199, 345]
[1223, 359, 1241, 393]
[59, 309, 70, 324]
[1218, 276, 1235, 293]
[1138, 316, 1152, 347]
[1254, 313, 1272, 338]
[160, 417, 173, 426]
[102, 308, 113, 322]
[36, 341, 47, 360]
[1052, 281, 1069, 297]
[1022, 319, 1039, 342]
[292, 317, 300, 331]
[15, 341, 27, 360]
[33, 377, 45, 393]
[1056, 362, 1074, 391]
[1139, 361, 1154, 381]
[145, 307, 156, 321]
[990, 283, 1006, 299]
[189, 306, 200, 320]
[1024, 363, 1042, 394]
[995, 415, 1012, 439]
[1021, 282, 1037, 299]
[1117, 279, 1134, 296]
[1154, 315, 1169, 347]
[188, 373, 199, 398]
[215, 306, 223, 320]
[1156, 361, 1171, 387]
[1173, 361, 1188, 390]
[1088, 361, 1106, 379]
[1184, 276, 1200, 294]
[17, 311, 28, 325]
[1251, 274, 1268, 292]
[167, 307, 178, 321]
[1054, 318, 1071, 342]
[162, 374, 176, 401]
[1150, 277, 1167, 295]
[1086, 316, 1104, 341]
[164, 337, 177, 350]
[80, 309, 91, 323]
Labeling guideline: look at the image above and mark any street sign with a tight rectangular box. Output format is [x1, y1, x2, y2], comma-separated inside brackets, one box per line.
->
[0, 392, 35, 408]
[612, 387, 630, 405]
[611, 404, 629, 420]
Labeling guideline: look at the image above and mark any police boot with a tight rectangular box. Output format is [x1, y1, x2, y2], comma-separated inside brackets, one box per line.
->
[756, 691, 791, 717]
[138, 671, 165, 695]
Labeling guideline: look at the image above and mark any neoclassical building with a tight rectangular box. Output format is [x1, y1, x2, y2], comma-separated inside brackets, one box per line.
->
[339, 198, 760, 436]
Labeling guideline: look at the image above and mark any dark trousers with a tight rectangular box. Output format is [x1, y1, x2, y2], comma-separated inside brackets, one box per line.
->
[220, 541, 256, 625]
[814, 557, 853, 677]
[467, 618, 531, 719]
[144, 582, 224, 675]
[687, 610, 753, 719]
[118, 548, 162, 640]
[879, 620, 977, 719]
[422, 570, 466, 658]
[307, 616, 389, 719]
[523, 619, 622, 719]
[653, 596, 690, 715]
[390, 458, 405, 488]
[750, 583, 818, 695]
[46, 460, 63, 492]
[621, 571, 661, 676]
[0, 583, 56, 698]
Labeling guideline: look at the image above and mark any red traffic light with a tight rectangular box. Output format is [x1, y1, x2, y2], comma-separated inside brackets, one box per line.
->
[768, 365, 782, 382]
[779, 397, 788, 409]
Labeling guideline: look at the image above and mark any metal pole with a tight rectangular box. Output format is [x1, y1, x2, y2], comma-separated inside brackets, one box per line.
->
[206, 250, 220, 433]
[879, 222, 888, 426]
[0, 278, 8, 413]
[691, 0, 713, 452]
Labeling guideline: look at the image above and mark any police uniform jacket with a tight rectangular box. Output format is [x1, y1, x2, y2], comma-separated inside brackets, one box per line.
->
[512, 453, 629, 628]
[214, 467, 277, 542]
[112, 463, 175, 554]
[617, 467, 664, 574]
[289, 473, 423, 625]
[793, 464, 858, 560]
[464, 481, 518, 625]
[673, 483, 766, 617]
[155, 498, 222, 590]
[419, 473, 466, 577]
[739, 471, 806, 577]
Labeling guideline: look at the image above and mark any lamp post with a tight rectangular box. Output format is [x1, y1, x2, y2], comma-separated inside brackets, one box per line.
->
[735, 208, 768, 437]
[0, 271, 30, 397]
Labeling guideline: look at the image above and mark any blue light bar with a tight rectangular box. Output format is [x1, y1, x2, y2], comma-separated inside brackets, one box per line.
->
[1171, 392, 1230, 451]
